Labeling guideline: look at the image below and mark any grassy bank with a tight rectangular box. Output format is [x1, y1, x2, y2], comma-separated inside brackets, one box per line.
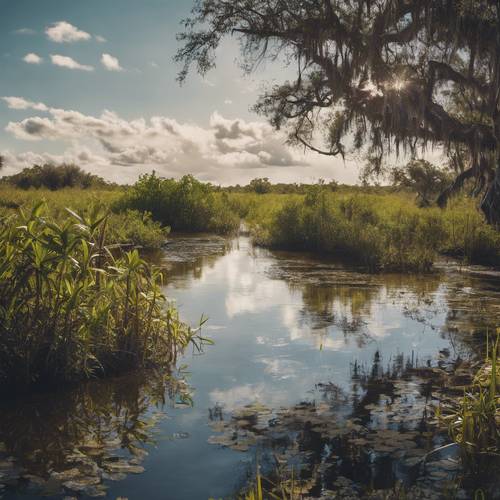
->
[0, 186, 169, 249]
[0, 203, 209, 393]
[2, 175, 500, 272]
[230, 189, 500, 271]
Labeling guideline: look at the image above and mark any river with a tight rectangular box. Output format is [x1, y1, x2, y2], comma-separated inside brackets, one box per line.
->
[1, 235, 499, 499]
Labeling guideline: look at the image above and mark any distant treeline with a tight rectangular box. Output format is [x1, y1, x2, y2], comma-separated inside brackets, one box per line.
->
[0, 164, 114, 190]
[220, 177, 340, 194]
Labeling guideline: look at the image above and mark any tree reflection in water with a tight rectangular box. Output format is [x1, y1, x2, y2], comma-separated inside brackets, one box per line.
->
[0, 370, 191, 498]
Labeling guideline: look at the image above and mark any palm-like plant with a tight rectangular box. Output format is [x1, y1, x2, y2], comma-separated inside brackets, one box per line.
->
[0, 203, 210, 392]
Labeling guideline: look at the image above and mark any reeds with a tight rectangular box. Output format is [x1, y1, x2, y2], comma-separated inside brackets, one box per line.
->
[438, 333, 500, 462]
[0, 202, 210, 392]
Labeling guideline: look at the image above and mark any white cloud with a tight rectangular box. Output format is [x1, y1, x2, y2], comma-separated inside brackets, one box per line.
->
[23, 53, 43, 64]
[150, 61, 159, 68]
[3, 99, 363, 185]
[95, 35, 107, 43]
[50, 54, 94, 71]
[2, 96, 47, 112]
[101, 53, 123, 72]
[224, 99, 233, 105]
[46, 21, 91, 43]
[15, 28, 36, 35]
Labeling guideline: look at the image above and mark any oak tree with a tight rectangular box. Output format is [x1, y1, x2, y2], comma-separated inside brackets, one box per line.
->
[177, 0, 500, 224]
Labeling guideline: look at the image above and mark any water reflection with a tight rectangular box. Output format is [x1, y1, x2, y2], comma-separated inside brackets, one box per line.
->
[208, 350, 498, 498]
[0, 371, 190, 498]
[3, 235, 500, 499]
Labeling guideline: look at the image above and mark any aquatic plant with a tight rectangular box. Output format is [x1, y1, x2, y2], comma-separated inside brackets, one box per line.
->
[240, 467, 299, 500]
[438, 334, 500, 462]
[113, 173, 239, 234]
[0, 203, 210, 391]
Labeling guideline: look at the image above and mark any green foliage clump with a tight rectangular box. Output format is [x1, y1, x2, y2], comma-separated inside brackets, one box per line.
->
[107, 210, 170, 249]
[441, 198, 500, 265]
[439, 335, 500, 464]
[114, 173, 239, 234]
[0, 204, 209, 392]
[249, 177, 272, 194]
[0, 187, 168, 249]
[256, 188, 446, 272]
[391, 159, 451, 207]
[1, 164, 112, 190]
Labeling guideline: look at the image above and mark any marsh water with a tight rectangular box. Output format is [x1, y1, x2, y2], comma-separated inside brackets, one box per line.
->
[1, 235, 500, 499]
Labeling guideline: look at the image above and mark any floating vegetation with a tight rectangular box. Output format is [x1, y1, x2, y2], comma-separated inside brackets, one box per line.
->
[208, 351, 499, 499]
[0, 371, 191, 498]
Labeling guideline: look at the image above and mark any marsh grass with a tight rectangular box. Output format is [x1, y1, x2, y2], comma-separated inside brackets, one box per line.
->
[238, 189, 500, 271]
[0, 187, 169, 249]
[237, 466, 299, 500]
[249, 188, 446, 272]
[0, 202, 210, 392]
[438, 333, 500, 465]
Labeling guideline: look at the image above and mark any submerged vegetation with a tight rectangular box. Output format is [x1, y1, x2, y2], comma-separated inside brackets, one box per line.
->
[0, 203, 208, 392]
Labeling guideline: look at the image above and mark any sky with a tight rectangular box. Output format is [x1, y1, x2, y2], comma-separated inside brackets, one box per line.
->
[0, 0, 372, 185]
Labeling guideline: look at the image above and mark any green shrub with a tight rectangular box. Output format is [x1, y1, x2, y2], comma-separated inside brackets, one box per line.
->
[257, 189, 446, 272]
[442, 198, 500, 265]
[107, 210, 169, 249]
[0, 203, 209, 392]
[1, 164, 112, 190]
[114, 173, 239, 234]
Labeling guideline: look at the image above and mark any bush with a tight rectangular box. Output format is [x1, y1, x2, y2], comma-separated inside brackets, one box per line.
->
[113, 173, 239, 234]
[107, 210, 169, 249]
[257, 189, 446, 272]
[0, 204, 209, 392]
[1, 164, 111, 190]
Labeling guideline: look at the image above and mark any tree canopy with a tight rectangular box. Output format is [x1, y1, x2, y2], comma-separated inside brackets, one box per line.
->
[0, 164, 111, 190]
[176, 0, 500, 224]
[392, 159, 451, 206]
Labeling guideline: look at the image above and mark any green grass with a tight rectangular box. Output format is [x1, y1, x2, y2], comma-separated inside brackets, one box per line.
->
[4, 179, 499, 271]
[0, 203, 210, 393]
[230, 188, 500, 271]
[438, 333, 500, 466]
[0, 186, 169, 249]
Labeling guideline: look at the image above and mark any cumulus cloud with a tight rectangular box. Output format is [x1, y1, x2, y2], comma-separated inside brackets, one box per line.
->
[101, 53, 123, 71]
[3, 100, 310, 179]
[95, 35, 107, 43]
[46, 21, 91, 43]
[50, 54, 94, 71]
[2, 96, 48, 111]
[23, 53, 43, 64]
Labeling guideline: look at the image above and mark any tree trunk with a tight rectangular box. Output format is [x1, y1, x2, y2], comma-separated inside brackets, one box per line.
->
[480, 157, 500, 227]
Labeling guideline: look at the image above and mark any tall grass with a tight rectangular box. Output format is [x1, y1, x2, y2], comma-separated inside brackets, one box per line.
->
[242, 188, 500, 271]
[438, 334, 500, 464]
[252, 187, 446, 272]
[114, 173, 239, 234]
[0, 203, 209, 392]
[0, 187, 169, 249]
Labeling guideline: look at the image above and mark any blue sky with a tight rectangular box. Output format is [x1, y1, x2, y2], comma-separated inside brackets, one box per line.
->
[0, 0, 359, 185]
